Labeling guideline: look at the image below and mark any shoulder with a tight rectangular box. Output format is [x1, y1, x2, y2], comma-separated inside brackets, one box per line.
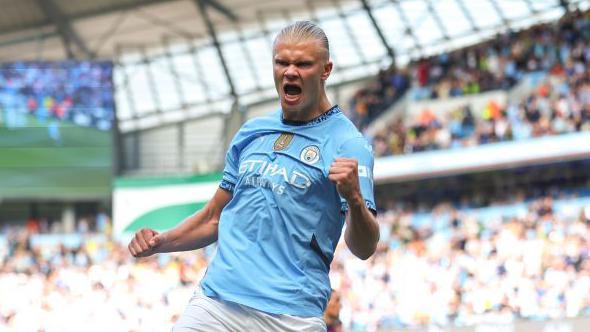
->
[240, 112, 275, 130]
[331, 112, 372, 155]
[236, 110, 281, 136]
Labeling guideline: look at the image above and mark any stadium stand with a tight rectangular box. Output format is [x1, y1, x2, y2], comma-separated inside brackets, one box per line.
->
[336, 190, 590, 329]
[3, 186, 590, 330]
[370, 68, 590, 157]
[362, 9, 590, 156]
[346, 65, 410, 129]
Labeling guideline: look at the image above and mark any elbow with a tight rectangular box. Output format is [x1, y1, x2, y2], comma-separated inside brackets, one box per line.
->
[357, 253, 372, 261]
[359, 229, 380, 260]
[352, 239, 378, 260]
[355, 246, 377, 260]
[345, 219, 380, 260]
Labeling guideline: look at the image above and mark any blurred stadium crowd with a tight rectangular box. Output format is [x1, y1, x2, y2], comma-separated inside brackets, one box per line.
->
[0, 215, 207, 331]
[347, 66, 410, 129]
[357, 10, 590, 156]
[2, 189, 590, 331]
[0, 61, 114, 131]
[332, 190, 590, 330]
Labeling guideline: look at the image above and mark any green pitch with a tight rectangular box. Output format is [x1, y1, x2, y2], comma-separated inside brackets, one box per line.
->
[0, 114, 112, 200]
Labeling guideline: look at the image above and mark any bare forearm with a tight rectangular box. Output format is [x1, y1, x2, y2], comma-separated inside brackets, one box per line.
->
[156, 208, 219, 253]
[344, 195, 379, 260]
[128, 188, 230, 258]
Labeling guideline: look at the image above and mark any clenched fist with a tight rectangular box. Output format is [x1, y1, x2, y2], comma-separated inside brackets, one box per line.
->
[128, 228, 164, 258]
[328, 158, 362, 202]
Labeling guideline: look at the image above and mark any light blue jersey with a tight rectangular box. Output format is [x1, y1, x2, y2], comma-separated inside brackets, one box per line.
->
[201, 105, 376, 317]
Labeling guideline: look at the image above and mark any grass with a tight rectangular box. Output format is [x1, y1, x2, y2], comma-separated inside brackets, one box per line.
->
[0, 114, 112, 199]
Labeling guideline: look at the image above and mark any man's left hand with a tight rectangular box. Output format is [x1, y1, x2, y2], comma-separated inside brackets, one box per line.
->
[329, 158, 362, 203]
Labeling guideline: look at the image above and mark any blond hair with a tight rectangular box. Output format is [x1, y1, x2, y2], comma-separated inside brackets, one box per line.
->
[273, 20, 330, 60]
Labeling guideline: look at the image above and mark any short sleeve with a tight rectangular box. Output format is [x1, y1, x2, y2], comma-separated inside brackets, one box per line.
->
[220, 125, 250, 193]
[220, 144, 238, 192]
[337, 137, 376, 215]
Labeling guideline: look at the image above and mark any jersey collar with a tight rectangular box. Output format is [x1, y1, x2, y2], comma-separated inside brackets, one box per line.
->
[280, 105, 341, 127]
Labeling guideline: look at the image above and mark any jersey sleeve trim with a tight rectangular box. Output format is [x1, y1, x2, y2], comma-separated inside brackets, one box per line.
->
[340, 200, 377, 216]
[219, 179, 235, 192]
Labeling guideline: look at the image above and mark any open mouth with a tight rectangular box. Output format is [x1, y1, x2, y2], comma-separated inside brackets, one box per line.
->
[283, 84, 302, 96]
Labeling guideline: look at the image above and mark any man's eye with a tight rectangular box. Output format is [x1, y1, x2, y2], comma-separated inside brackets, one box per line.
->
[276, 61, 288, 66]
[298, 62, 312, 68]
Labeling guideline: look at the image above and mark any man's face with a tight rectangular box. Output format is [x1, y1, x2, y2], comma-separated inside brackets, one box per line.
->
[273, 38, 332, 116]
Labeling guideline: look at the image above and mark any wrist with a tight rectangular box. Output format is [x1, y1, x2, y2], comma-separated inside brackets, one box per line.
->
[346, 192, 364, 209]
[154, 232, 170, 251]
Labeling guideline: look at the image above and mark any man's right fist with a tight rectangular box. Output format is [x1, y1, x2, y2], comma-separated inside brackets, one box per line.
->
[128, 228, 163, 257]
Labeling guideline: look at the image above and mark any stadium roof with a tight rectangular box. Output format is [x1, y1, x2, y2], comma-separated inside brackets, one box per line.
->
[0, 0, 589, 131]
[0, 0, 586, 59]
[0, 0, 347, 59]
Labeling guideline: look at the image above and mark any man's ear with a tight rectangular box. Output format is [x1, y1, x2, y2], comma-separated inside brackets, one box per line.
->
[321, 60, 333, 81]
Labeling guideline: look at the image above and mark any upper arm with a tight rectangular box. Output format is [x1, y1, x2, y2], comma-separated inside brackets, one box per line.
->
[217, 126, 245, 216]
[221, 121, 254, 189]
[205, 187, 233, 221]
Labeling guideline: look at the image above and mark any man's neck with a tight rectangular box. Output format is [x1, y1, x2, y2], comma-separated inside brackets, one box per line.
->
[283, 96, 332, 122]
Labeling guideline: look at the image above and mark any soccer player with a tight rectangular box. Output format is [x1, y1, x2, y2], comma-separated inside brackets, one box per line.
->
[128, 20, 379, 331]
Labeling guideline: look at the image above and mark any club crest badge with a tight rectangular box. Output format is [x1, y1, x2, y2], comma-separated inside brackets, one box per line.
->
[300, 145, 320, 165]
[273, 133, 294, 151]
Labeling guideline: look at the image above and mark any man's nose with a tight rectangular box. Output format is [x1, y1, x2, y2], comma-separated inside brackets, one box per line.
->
[284, 65, 298, 79]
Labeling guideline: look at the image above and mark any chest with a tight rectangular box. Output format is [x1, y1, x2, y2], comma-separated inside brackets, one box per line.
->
[236, 131, 332, 195]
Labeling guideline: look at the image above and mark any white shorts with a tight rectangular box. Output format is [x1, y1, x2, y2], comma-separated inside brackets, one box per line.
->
[172, 289, 327, 332]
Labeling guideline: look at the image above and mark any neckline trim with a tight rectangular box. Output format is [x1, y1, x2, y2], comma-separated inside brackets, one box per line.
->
[280, 105, 340, 126]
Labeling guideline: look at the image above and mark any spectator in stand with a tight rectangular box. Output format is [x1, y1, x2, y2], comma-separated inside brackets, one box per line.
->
[347, 66, 410, 130]
[2, 192, 590, 330]
[330, 193, 590, 330]
[350, 9, 589, 133]
[371, 60, 590, 158]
